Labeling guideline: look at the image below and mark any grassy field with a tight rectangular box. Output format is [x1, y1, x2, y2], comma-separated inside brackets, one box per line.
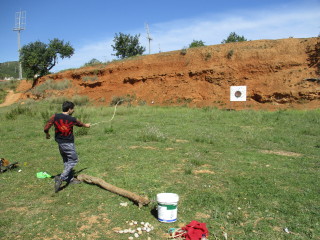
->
[0, 99, 319, 240]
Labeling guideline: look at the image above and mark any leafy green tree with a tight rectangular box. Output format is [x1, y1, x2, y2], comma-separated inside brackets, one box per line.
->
[221, 32, 247, 44]
[111, 33, 145, 59]
[189, 40, 205, 48]
[20, 38, 74, 87]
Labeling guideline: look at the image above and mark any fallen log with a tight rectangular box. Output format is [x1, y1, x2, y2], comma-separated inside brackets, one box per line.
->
[77, 174, 150, 207]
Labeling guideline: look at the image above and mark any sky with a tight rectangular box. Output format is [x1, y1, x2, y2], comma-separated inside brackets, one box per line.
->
[1, 0, 319, 72]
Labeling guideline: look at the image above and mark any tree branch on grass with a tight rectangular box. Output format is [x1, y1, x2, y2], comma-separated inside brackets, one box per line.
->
[77, 174, 150, 208]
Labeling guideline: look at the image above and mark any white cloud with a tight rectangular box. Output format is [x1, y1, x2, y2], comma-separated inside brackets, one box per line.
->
[149, 6, 319, 53]
[53, 4, 320, 72]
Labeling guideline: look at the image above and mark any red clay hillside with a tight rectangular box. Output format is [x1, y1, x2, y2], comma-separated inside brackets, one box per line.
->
[24, 37, 320, 110]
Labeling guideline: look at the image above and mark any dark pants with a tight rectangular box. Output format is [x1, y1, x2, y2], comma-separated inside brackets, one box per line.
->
[58, 143, 78, 181]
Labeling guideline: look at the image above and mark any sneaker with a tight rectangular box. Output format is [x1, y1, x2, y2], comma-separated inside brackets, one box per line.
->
[54, 176, 62, 193]
[69, 178, 82, 185]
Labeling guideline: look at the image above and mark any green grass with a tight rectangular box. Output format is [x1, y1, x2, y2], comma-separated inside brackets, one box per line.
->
[31, 79, 72, 97]
[0, 102, 319, 240]
[0, 88, 7, 104]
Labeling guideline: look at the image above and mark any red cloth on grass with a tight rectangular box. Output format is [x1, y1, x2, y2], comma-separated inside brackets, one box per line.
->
[181, 220, 209, 240]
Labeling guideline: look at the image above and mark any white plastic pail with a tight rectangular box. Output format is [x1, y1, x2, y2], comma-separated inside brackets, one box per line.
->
[157, 193, 179, 223]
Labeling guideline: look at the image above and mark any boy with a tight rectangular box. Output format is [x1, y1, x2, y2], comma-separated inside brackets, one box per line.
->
[44, 101, 90, 193]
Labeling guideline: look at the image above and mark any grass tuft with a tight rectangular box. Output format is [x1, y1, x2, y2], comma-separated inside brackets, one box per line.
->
[5, 105, 34, 120]
[71, 95, 90, 106]
[139, 124, 167, 142]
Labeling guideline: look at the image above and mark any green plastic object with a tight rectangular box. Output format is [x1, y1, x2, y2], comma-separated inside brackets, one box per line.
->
[36, 172, 52, 178]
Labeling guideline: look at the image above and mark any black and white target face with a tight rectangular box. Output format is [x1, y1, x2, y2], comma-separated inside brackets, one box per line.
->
[235, 90, 242, 98]
[230, 86, 247, 101]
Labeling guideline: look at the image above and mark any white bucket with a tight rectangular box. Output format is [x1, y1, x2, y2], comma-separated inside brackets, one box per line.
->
[157, 193, 179, 223]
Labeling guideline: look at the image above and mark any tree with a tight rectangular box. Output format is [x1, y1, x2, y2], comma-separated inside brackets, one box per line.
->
[20, 38, 74, 87]
[111, 33, 145, 59]
[189, 40, 205, 48]
[221, 32, 247, 44]
[83, 58, 102, 67]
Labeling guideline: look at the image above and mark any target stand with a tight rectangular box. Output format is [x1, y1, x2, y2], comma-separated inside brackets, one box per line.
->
[229, 86, 247, 110]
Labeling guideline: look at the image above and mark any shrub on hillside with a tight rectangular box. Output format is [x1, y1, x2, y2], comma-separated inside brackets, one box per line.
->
[180, 47, 187, 55]
[83, 58, 102, 67]
[189, 40, 205, 48]
[221, 32, 247, 44]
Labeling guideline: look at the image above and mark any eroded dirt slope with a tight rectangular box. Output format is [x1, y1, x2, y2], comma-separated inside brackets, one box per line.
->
[30, 37, 320, 110]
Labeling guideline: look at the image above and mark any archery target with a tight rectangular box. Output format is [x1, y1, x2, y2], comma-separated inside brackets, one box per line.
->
[230, 86, 247, 101]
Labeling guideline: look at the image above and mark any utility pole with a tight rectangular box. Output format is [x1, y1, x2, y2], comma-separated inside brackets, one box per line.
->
[13, 11, 26, 80]
[145, 23, 152, 54]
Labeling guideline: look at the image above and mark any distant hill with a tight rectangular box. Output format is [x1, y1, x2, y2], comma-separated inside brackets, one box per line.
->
[0, 61, 22, 79]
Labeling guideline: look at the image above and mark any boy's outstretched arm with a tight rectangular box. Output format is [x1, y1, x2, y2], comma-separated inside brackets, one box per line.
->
[75, 120, 90, 128]
[44, 115, 55, 139]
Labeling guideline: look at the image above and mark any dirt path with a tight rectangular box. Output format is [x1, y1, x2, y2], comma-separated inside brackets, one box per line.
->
[0, 90, 22, 107]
